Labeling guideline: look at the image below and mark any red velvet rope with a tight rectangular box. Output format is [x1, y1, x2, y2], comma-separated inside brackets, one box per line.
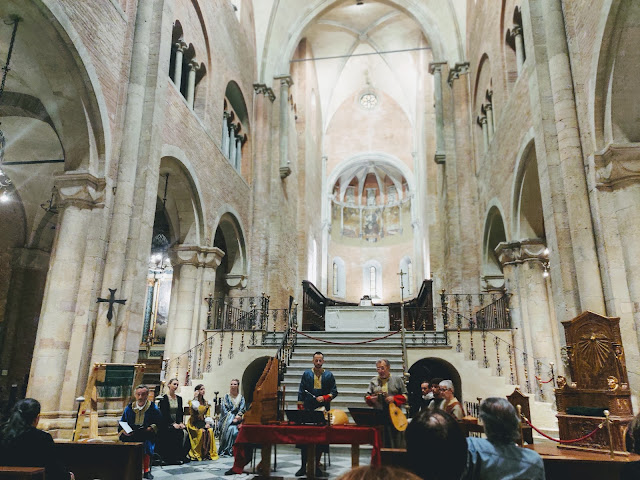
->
[292, 329, 400, 345]
[535, 376, 555, 384]
[522, 416, 603, 444]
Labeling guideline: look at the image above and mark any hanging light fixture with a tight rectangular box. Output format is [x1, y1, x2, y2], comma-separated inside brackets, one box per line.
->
[0, 15, 21, 201]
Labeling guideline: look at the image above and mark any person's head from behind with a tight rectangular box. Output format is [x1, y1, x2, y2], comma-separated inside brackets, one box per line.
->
[479, 397, 520, 444]
[406, 409, 467, 480]
[0, 398, 41, 445]
[336, 465, 422, 480]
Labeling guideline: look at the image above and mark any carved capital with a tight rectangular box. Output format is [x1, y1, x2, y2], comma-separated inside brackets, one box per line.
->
[429, 61, 447, 75]
[174, 40, 188, 53]
[54, 172, 106, 210]
[188, 60, 200, 72]
[484, 103, 493, 112]
[447, 62, 469, 86]
[511, 25, 523, 38]
[434, 152, 446, 164]
[495, 239, 548, 266]
[280, 165, 292, 179]
[274, 74, 293, 89]
[477, 115, 487, 126]
[225, 273, 248, 288]
[594, 143, 640, 190]
[169, 244, 225, 268]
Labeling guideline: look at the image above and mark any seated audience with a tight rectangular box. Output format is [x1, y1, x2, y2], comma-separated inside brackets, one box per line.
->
[337, 465, 422, 480]
[406, 409, 468, 480]
[187, 384, 218, 461]
[119, 384, 163, 479]
[463, 397, 544, 480]
[438, 380, 464, 419]
[422, 377, 443, 412]
[0, 398, 74, 480]
[622, 412, 640, 480]
[157, 378, 189, 465]
[217, 378, 246, 457]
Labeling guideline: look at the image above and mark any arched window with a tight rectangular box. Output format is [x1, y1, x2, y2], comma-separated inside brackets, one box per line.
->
[333, 262, 339, 295]
[369, 266, 376, 296]
[400, 256, 413, 296]
[223, 82, 249, 173]
[332, 257, 346, 298]
[363, 260, 382, 299]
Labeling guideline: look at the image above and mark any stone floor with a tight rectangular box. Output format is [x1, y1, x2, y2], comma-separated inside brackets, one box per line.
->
[151, 445, 372, 480]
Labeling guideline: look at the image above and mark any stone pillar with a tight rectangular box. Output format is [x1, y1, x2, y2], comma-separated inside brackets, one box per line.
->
[222, 112, 230, 158]
[173, 41, 187, 90]
[27, 173, 105, 413]
[512, 26, 525, 75]
[235, 136, 243, 170]
[198, 248, 224, 339]
[229, 125, 237, 166]
[478, 116, 488, 153]
[186, 60, 199, 109]
[429, 62, 447, 164]
[275, 75, 293, 178]
[596, 144, 640, 353]
[485, 103, 495, 139]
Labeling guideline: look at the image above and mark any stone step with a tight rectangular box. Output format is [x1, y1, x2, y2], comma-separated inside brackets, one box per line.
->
[283, 366, 403, 375]
[291, 346, 403, 355]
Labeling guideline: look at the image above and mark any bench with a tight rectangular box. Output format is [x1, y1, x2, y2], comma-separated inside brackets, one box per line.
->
[0, 467, 45, 480]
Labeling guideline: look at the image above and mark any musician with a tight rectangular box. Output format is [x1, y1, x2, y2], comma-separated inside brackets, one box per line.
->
[365, 358, 408, 448]
[295, 351, 338, 477]
[437, 380, 464, 420]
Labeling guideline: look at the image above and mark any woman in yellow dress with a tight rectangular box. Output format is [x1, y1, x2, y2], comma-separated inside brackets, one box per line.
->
[186, 384, 218, 461]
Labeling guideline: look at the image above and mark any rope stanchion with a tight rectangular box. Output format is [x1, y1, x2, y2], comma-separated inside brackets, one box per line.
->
[292, 329, 400, 345]
[521, 415, 603, 444]
[535, 375, 554, 384]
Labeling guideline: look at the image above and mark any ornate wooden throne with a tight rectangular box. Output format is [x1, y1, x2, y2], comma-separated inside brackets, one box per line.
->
[555, 311, 634, 453]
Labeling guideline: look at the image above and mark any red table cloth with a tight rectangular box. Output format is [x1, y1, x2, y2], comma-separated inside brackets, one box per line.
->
[230, 424, 382, 474]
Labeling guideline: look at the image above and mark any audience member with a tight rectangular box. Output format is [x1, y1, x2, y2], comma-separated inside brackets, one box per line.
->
[218, 378, 246, 457]
[421, 377, 443, 412]
[463, 397, 544, 480]
[406, 409, 468, 480]
[119, 384, 163, 479]
[187, 384, 218, 461]
[0, 398, 74, 480]
[438, 380, 464, 419]
[157, 378, 189, 465]
[622, 412, 640, 480]
[336, 465, 422, 480]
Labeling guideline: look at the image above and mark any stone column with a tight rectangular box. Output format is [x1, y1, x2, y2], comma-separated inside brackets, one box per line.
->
[198, 248, 224, 340]
[222, 112, 230, 158]
[173, 41, 187, 90]
[429, 62, 447, 164]
[485, 103, 495, 139]
[274, 75, 293, 178]
[235, 136, 243, 170]
[512, 26, 525, 75]
[186, 60, 200, 109]
[596, 144, 640, 352]
[478, 116, 488, 153]
[229, 125, 237, 166]
[27, 173, 105, 413]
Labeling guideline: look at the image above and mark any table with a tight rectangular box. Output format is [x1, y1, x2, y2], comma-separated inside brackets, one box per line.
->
[230, 424, 382, 478]
[0, 467, 45, 480]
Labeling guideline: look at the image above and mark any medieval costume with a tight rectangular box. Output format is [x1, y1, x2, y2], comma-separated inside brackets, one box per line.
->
[439, 396, 464, 420]
[217, 392, 246, 457]
[186, 399, 218, 461]
[119, 399, 163, 477]
[366, 373, 408, 448]
[157, 393, 188, 464]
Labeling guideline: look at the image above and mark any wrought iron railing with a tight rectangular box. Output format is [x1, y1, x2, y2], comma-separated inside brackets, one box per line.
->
[275, 300, 298, 382]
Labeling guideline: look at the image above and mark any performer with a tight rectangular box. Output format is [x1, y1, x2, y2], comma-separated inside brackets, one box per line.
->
[157, 378, 188, 465]
[365, 358, 408, 448]
[437, 380, 464, 420]
[295, 351, 338, 477]
[217, 378, 246, 457]
[187, 384, 219, 461]
[119, 384, 163, 479]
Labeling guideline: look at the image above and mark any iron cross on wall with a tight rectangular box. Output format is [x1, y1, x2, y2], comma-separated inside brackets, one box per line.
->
[97, 288, 127, 323]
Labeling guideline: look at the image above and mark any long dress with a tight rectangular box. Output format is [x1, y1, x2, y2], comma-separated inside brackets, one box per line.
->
[217, 393, 246, 456]
[186, 399, 219, 461]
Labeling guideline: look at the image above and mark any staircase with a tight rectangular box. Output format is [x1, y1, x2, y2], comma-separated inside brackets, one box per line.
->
[282, 331, 404, 414]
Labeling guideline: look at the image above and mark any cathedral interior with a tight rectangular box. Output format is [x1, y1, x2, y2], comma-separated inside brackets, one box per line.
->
[0, 0, 639, 451]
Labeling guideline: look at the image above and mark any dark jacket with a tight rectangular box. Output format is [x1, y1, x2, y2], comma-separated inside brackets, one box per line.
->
[0, 426, 71, 480]
[158, 394, 184, 428]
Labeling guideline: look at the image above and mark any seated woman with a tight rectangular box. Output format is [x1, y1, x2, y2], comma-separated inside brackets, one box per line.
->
[0, 398, 74, 480]
[217, 378, 246, 457]
[157, 378, 189, 465]
[186, 384, 218, 461]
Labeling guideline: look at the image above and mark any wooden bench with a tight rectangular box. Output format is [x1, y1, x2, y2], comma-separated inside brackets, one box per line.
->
[54, 441, 143, 480]
[0, 467, 45, 479]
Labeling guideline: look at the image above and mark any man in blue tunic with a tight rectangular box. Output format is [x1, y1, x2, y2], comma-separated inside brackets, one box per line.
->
[295, 351, 338, 477]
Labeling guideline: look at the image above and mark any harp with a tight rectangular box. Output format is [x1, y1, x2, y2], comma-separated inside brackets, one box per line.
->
[243, 357, 279, 424]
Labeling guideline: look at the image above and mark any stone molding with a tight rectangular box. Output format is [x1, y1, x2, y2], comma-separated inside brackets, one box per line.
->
[54, 172, 106, 210]
[594, 143, 640, 190]
[428, 61, 447, 75]
[253, 83, 276, 102]
[495, 239, 548, 266]
[174, 40, 187, 52]
[447, 62, 469, 86]
[169, 244, 225, 268]
[274, 74, 293, 88]
[225, 273, 248, 288]
[279, 165, 292, 178]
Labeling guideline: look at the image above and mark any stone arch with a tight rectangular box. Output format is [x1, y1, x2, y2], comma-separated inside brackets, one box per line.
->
[212, 209, 248, 297]
[222, 81, 251, 175]
[407, 357, 463, 415]
[593, 0, 640, 147]
[512, 136, 545, 241]
[482, 203, 508, 288]
[363, 259, 383, 299]
[0, 0, 109, 175]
